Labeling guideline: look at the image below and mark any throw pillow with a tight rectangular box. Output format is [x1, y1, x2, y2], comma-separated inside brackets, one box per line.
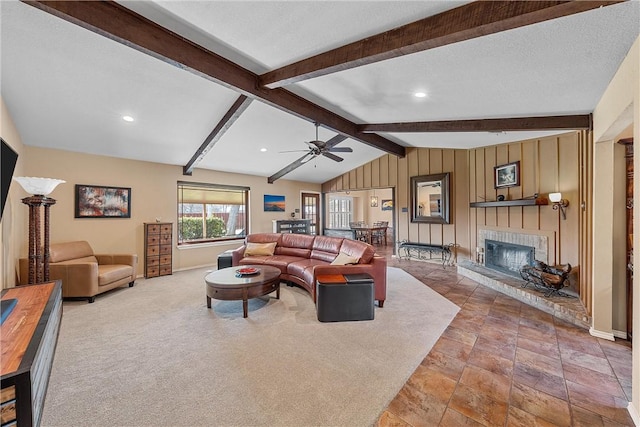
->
[330, 252, 359, 265]
[244, 242, 277, 257]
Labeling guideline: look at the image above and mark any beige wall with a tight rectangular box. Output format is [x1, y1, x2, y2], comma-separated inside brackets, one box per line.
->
[592, 35, 638, 422]
[366, 188, 393, 226]
[1, 97, 26, 288]
[7, 145, 319, 284]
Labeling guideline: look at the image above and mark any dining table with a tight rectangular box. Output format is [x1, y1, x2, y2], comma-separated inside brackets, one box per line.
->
[350, 225, 387, 246]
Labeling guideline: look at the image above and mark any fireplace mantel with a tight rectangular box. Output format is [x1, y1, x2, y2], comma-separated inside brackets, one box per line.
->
[470, 197, 548, 208]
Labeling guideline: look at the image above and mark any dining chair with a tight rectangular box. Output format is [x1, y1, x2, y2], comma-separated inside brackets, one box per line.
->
[371, 221, 388, 245]
[349, 221, 367, 242]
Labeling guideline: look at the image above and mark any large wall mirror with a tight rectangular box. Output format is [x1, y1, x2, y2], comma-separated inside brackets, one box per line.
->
[410, 173, 451, 224]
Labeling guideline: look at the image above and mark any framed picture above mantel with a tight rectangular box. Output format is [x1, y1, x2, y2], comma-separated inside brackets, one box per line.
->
[494, 161, 520, 189]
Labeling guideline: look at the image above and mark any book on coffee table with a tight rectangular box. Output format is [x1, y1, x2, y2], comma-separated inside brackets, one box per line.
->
[343, 273, 373, 284]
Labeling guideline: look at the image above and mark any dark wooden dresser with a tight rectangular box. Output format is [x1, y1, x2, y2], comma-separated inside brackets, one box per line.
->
[1, 281, 63, 427]
[144, 222, 173, 278]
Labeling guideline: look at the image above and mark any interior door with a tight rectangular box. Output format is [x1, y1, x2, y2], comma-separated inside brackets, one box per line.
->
[301, 192, 320, 235]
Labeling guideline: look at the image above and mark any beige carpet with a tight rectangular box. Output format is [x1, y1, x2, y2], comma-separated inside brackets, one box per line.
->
[41, 266, 459, 427]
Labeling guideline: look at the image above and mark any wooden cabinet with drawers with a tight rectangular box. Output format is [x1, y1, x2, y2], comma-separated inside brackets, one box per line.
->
[144, 222, 173, 278]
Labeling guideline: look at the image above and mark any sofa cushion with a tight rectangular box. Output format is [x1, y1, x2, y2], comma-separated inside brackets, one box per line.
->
[55, 256, 98, 265]
[261, 255, 307, 274]
[238, 256, 269, 265]
[49, 241, 94, 263]
[287, 258, 328, 283]
[340, 239, 375, 264]
[244, 242, 277, 257]
[246, 233, 282, 244]
[98, 264, 133, 286]
[275, 247, 312, 258]
[330, 252, 359, 265]
[274, 234, 314, 258]
[310, 235, 343, 262]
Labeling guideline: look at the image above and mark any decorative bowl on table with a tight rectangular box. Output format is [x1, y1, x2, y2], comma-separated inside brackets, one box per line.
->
[236, 267, 260, 276]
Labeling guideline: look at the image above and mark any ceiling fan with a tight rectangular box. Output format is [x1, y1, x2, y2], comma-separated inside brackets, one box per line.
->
[268, 123, 352, 183]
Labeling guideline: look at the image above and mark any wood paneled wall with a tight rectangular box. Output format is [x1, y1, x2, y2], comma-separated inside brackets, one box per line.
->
[468, 131, 591, 309]
[322, 131, 591, 310]
[322, 148, 470, 258]
[470, 133, 581, 264]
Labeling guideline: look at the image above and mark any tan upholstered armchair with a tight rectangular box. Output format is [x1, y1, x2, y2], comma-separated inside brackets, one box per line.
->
[19, 240, 137, 303]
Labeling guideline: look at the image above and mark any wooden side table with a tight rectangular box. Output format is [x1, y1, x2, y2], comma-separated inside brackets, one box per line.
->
[1, 281, 62, 427]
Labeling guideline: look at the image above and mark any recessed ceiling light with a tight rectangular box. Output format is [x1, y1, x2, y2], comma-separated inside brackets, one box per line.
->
[122, 115, 134, 122]
[260, 148, 267, 152]
[414, 92, 427, 98]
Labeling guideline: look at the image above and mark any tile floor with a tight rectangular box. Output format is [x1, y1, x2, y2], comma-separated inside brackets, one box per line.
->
[375, 248, 634, 426]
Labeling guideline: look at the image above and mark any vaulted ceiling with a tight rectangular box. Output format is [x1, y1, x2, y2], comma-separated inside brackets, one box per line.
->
[2, 1, 638, 183]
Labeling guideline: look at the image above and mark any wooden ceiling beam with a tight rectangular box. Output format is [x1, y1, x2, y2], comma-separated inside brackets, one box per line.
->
[183, 95, 252, 176]
[358, 114, 593, 133]
[260, 1, 623, 89]
[24, 0, 406, 158]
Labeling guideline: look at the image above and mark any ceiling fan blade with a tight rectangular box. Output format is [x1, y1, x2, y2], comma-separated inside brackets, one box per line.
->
[328, 147, 352, 153]
[279, 149, 309, 153]
[322, 152, 344, 162]
[268, 153, 314, 183]
[324, 134, 347, 149]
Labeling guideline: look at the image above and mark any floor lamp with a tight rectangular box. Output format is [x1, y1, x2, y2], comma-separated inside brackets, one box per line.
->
[13, 177, 65, 284]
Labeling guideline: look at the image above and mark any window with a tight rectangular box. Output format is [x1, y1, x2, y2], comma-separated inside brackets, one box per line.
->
[327, 195, 352, 229]
[177, 181, 248, 245]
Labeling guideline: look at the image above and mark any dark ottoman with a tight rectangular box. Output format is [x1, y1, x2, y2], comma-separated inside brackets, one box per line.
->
[217, 249, 234, 270]
[316, 274, 374, 322]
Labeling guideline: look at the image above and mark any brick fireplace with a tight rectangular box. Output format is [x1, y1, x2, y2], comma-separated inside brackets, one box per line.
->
[484, 239, 535, 278]
[456, 227, 589, 330]
[478, 228, 551, 265]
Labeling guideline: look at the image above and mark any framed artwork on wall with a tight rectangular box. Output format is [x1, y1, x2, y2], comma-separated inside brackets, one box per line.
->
[494, 161, 520, 189]
[381, 199, 393, 211]
[264, 194, 285, 212]
[75, 184, 131, 218]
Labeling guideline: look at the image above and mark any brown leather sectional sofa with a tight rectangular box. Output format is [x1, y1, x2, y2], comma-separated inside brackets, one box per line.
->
[232, 233, 387, 307]
[19, 240, 137, 303]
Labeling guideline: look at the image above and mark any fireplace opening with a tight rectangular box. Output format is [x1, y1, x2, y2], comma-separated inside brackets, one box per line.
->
[485, 239, 535, 278]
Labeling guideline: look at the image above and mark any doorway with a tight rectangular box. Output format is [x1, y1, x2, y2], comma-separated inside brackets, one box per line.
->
[620, 138, 633, 341]
[301, 192, 320, 235]
[324, 188, 395, 254]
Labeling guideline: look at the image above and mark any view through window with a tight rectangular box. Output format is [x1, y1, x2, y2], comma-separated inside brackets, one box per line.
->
[177, 181, 248, 245]
[327, 195, 352, 229]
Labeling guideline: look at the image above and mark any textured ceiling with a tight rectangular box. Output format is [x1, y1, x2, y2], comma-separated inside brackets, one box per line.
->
[1, 1, 639, 184]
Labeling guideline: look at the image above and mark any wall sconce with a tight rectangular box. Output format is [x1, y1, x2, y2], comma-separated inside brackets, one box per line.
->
[549, 192, 569, 220]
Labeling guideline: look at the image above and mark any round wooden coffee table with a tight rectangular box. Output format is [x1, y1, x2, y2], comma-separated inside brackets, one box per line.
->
[205, 265, 281, 318]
